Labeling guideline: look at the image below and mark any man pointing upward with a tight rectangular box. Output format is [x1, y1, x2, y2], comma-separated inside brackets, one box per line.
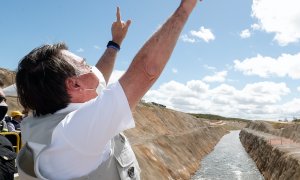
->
[16, 0, 201, 179]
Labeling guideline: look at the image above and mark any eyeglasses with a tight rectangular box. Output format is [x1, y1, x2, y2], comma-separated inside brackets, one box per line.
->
[0, 96, 6, 103]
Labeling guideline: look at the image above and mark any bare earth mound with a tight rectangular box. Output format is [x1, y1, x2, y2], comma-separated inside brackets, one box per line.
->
[125, 103, 228, 179]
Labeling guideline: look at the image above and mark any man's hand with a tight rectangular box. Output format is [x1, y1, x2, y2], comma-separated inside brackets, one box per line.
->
[96, 7, 131, 84]
[111, 7, 131, 46]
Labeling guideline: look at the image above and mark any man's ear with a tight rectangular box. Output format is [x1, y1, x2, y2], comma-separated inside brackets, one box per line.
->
[65, 77, 81, 92]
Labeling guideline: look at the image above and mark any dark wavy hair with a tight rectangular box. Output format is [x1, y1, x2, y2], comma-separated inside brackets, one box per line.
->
[16, 43, 77, 116]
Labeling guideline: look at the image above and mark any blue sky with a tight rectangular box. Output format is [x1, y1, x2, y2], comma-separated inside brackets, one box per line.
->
[1, 0, 300, 120]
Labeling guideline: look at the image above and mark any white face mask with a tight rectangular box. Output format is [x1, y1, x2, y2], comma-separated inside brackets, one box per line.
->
[91, 66, 106, 95]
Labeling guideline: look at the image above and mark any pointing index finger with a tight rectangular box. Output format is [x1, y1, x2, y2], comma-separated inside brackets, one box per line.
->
[116, 7, 121, 22]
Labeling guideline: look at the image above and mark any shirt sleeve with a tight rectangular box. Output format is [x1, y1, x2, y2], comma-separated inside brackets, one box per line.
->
[7, 122, 16, 132]
[53, 81, 135, 155]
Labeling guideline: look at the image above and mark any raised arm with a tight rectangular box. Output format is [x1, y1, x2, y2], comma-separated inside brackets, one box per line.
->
[120, 0, 199, 109]
[96, 7, 131, 84]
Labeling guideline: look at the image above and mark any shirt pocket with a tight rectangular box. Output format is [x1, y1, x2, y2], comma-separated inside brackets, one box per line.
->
[114, 134, 141, 180]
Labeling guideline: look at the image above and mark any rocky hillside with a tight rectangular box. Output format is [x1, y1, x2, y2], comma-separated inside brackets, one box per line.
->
[0, 68, 20, 115]
[0, 68, 15, 86]
[1, 68, 247, 179]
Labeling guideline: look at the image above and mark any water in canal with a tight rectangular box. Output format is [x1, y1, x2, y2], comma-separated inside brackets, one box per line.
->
[191, 130, 264, 180]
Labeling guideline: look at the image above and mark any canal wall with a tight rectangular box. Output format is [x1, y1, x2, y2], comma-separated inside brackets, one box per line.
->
[240, 126, 300, 180]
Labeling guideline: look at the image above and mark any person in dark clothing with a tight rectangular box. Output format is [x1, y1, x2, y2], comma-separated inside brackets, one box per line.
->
[0, 87, 9, 132]
[0, 87, 17, 180]
[0, 135, 17, 180]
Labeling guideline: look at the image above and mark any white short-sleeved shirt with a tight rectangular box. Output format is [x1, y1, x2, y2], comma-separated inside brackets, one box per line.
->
[34, 82, 135, 179]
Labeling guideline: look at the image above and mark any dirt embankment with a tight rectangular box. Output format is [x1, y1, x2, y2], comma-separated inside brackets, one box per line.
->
[125, 103, 229, 179]
[240, 121, 300, 180]
[246, 121, 300, 143]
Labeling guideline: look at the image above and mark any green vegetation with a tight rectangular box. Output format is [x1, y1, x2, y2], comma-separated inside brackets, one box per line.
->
[189, 113, 249, 123]
[292, 119, 300, 123]
[140, 101, 152, 107]
[270, 122, 289, 129]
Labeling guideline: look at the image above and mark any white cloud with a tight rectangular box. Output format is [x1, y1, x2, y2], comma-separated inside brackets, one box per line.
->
[186, 80, 209, 93]
[159, 81, 198, 99]
[202, 71, 227, 83]
[281, 98, 300, 118]
[76, 48, 84, 52]
[181, 26, 215, 43]
[235, 82, 290, 104]
[143, 80, 290, 120]
[172, 68, 178, 74]
[251, 0, 300, 46]
[180, 34, 196, 43]
[211, 84, 235, 96]
[240, 29, 251, 39]
[297, 86, 300, 92]
[251, 23, 261, 30]
[94, 45, 101, 50]
[203, 65, 216, 71]
[234, 52, 300, 79]
[191, 26, 215, 43]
